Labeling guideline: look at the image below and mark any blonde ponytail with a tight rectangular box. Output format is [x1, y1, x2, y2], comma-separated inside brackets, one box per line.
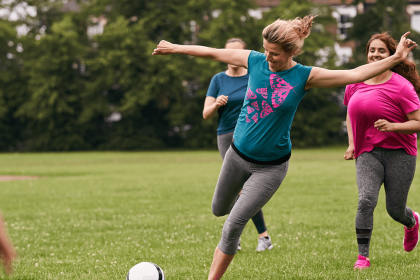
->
[263, 15, 317, 56]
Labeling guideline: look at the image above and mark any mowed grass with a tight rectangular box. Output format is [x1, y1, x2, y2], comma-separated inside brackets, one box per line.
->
[0, 148, 419, 279]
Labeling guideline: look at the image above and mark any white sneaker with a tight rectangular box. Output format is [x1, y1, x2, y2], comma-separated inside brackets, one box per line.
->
[255, 236, 273, 252]
[237, 237, 241, 251]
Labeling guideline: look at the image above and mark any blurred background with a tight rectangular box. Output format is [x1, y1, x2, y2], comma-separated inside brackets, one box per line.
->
[0, 0, 418, 152]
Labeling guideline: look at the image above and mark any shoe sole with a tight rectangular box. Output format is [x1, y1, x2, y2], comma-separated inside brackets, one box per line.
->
[354, 265, 370, 270]
[404, 211, 420, 252]
[255, 244, 273, 252]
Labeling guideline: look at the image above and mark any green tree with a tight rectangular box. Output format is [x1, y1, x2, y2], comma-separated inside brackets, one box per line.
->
[0, 0, 351, 151]
[0, 19, 29, 151]
[82, 0, 261, 149]
[16, 14, 89, 150]
[348, 0, 420, 66]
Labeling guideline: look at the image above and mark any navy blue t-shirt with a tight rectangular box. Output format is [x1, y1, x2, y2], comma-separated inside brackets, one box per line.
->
[206, 71, 249, 135]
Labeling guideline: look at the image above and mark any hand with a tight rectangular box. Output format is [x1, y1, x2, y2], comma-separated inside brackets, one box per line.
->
[0, 217, 16, 275]
[344, 145, 355, 160]
[152, 40, 177, 55]
[395, 32, 417, 61]
[214, 95, 228, 108]
[374, 119, 395, 132]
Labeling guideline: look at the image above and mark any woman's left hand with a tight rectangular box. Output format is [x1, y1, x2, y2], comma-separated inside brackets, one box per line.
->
[395, 32, 417, 61]
[374, 119, 395, 132]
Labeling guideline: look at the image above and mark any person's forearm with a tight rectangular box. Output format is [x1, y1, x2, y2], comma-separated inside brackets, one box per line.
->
[203, 104, 219, 120]
[346, 114, 354, 145]
[174, 45, 234, 63]
[172, 45, 249, 67]
[390, 120, 420, 134]
[351, 54, 403, 83]
[173, 44, 218, 59]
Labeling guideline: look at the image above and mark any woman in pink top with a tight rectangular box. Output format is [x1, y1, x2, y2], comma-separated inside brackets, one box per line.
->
[344, 32, 420, 270]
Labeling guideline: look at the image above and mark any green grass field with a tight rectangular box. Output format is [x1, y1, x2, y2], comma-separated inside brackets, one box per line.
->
[0, 148, 420, 279]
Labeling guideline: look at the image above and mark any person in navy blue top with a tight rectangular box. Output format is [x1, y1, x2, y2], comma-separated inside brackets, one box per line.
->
[203, 38, 273, 252]
[153, 15, 417, 279]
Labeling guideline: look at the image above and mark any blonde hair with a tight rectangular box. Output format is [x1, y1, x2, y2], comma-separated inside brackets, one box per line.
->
[262, 15, 317, 56]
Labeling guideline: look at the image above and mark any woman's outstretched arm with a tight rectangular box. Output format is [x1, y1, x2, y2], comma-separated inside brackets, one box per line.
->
[306, 32, 417, 90]
[152, 40, 251, 68]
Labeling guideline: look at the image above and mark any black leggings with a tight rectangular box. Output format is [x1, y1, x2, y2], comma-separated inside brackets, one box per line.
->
[217, 132, 267, 235]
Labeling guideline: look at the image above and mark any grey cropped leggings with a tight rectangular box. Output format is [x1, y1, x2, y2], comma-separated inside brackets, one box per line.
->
[217, 132, 268, 234]
[355, 147, 416, 257]
[212, 147, 288, 255]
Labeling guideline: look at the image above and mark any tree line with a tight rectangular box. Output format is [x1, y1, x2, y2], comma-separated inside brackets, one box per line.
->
[0, 0, 417, 151]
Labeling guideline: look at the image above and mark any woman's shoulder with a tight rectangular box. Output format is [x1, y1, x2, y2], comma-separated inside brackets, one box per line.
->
[391, 73, 418, 97]
[211, 71, 228, 81]
[294, 63, 313, 74]
[213, 71, 227, 77]
[392, 72, 414, 88]
[248, 51, 266, 63]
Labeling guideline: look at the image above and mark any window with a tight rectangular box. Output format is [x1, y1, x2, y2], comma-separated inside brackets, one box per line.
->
[340, 14, 351, 24]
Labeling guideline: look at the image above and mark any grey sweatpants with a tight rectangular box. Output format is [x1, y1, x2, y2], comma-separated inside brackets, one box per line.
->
[355, 147, 416, 257]
[212, 147, 288, 255]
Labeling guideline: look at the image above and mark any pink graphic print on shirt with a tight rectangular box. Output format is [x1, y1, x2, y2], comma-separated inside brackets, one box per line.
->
[256, 88, 268, 99]
[246, 88, 257, 100]
[246, 115, 251, 123]
[260, 100, 274, 118]
[251, 101, 259, 111]
[270, 74, 293, 108]
[252, 113, 259, 123]
[247, 106, 255, 114]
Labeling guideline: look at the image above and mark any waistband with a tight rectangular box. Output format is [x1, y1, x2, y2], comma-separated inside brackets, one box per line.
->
[231, 142, 291, 165]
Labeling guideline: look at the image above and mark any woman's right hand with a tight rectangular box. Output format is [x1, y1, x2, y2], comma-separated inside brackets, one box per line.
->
[152, 40, 177, 55]
[214, 95, 228, 108]
[344, 144, 355, 160]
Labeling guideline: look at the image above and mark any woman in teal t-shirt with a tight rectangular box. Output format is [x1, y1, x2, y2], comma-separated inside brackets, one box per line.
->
[153, 15, 416, 279]
[203, 38, 273, 252]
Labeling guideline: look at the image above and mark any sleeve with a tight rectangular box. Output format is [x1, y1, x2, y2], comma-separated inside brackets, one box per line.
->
[206, 74, 219, 98]
[343, 85, 353, 106]
[247, 51, 265, 72]
[398, 83, 420, 114]
[300, 65, 313, 88]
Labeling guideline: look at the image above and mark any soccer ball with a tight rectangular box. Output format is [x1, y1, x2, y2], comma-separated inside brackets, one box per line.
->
[126, 262, 165, 280]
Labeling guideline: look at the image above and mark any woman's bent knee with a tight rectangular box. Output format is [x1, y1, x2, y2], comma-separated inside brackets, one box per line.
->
[212, 203, 229, 217]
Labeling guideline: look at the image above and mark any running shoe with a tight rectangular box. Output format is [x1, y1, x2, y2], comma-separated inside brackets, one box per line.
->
[255, 236, 273, 252]
[404, 211, 419, 252]
[353, 255, 370, 270]
[237, 237, 241, 251]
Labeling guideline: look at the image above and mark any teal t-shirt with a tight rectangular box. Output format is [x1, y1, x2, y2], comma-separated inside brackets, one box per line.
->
[233, 51, 313, 161]
[206, 72, 249, 135]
